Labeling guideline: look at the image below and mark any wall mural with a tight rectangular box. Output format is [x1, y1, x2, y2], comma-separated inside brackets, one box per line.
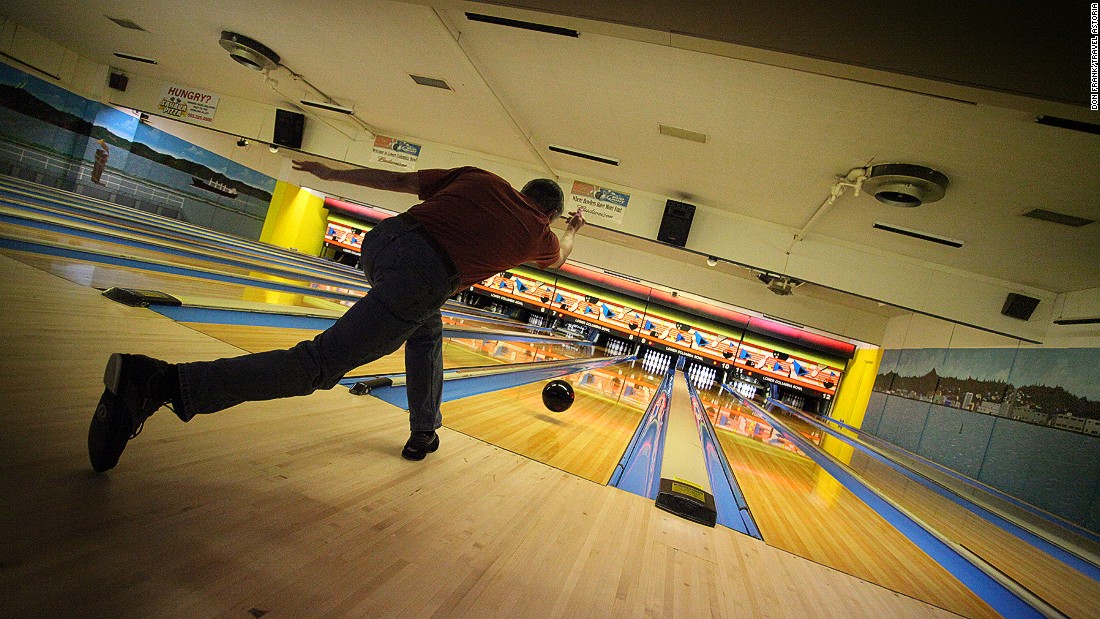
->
[875, 346, 1100, 436]
[0, 61, 275, 239]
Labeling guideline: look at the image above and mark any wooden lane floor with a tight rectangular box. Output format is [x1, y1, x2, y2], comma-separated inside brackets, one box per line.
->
[706, 391, 998, 619]
[0, 251, 967, 618]
[441, 360, 661, 484]
[844, 444, 1100, 618]
[0, 246, 547, 337]
[0, 216, 370, 295]
[0, 179, 364, 282]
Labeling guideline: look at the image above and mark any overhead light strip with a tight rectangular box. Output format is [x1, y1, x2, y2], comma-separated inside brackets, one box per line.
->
[548, 144, 619, 166]
[872, 222, 963, 248]
[465, 12, 579, 37]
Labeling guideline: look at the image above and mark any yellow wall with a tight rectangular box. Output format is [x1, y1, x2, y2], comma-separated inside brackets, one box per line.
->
[260, 180, 327, 256]
[828, 347, 883, 430]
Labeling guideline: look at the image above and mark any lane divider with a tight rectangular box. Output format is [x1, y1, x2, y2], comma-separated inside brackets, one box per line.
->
[685, 377, 760, 536]
[609, 369, 674, 501]
[340, 354, 621, 410]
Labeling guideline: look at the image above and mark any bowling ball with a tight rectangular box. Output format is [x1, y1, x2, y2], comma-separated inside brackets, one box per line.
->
[542, 379, 575, 412]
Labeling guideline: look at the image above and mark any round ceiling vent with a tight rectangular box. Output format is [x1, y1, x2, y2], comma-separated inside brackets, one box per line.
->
[218, 31, 280, 72]
[862, 163, 949, 207]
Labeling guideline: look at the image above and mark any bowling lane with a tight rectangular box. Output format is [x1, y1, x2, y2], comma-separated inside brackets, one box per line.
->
[705, 390, 997, 619]
[0, 218, 368, 294]
[840, 438, 1100, 618]
[442, 359, 660, 484]
[0, 247, 555, 337]
[0, 194, 370, 286]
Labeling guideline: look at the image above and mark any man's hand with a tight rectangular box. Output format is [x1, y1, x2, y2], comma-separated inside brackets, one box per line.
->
[565, 206, 586, 233]
[292, 160, 334, 180]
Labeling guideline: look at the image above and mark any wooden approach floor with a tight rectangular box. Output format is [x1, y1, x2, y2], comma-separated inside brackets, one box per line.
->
[0, 248, 968, 617]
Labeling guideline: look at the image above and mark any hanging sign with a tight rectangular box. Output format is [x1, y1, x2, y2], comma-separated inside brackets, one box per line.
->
[570, 181, 629, 224]
[157, 84, 220, 124]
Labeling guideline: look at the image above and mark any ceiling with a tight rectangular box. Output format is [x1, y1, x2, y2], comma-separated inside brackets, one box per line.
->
[3, 1, 1098, 315]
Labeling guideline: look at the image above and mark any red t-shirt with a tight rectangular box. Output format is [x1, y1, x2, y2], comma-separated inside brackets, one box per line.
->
[407, 167, 561, 287]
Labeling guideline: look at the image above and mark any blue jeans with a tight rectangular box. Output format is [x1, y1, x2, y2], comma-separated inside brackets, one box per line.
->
[176, 214, 461, 433]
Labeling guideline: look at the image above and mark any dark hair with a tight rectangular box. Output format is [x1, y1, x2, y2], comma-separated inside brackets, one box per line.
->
[521, 178, 564, 219]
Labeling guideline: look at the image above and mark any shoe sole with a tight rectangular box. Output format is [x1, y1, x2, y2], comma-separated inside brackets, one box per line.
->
[103, 352, 123, 395]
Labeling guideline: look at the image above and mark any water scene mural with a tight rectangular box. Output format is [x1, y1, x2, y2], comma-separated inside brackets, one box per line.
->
[0, 62, 274, 239]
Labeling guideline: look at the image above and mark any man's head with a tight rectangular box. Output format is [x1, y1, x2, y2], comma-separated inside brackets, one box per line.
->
[521, 178, 564, 219]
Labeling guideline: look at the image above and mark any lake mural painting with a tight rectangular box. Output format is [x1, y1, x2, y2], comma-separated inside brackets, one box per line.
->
[875, 346, 1100, 436]
[0, 61, 275, 238]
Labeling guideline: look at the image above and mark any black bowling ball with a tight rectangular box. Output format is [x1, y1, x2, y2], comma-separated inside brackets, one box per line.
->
[541, 379, 575, 412]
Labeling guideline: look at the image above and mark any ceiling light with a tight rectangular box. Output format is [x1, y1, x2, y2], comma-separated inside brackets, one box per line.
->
[299, 99, 355, 114]
[219, 31, 280, 72]
[706, 257, 718, 267]
[268, 144, 279, 153]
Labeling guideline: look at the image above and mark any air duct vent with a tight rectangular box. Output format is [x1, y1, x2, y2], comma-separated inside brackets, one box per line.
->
[1053, 317, 1100, 326]
[872, 222, 963, 248]
[465, 13, 579, 37]
[113, 52, 157, 65]
[548, 144, 619, 166]
[106, 16, 146, 31]
[659, 124, 707, 143]
[410, 74, 452, 90]
[1022, 209, 1095, 227]
[1036, 115, 1100, 135]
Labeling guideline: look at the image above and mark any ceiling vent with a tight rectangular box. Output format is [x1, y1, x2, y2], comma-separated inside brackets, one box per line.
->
[1022, 208, 1095, 227]
[218, 31, 280, 72]
[113, 52, 157, 65]
[465, 13, 579, 37]
[757, 273, 803, 296]
[659, 124, 707, 143]
[873, 222, 963, 248]
[106, 16, 146, 31]
[1035, 115, 1100, 135]
[862, 163, 949, 207]
[548, 144, 619, 166]
[410, 74, 452, 90]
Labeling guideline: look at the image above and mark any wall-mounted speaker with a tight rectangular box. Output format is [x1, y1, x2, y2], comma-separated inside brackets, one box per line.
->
[108, 72, 128, 92]
[1001, 293, 1040, 321]
[273, 109, 305, 149]
[657, 199, 695, 247]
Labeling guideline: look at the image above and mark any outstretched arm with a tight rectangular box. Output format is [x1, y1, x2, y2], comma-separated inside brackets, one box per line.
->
[548, 207, 586, 269]
[292, 160, 419, 195]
